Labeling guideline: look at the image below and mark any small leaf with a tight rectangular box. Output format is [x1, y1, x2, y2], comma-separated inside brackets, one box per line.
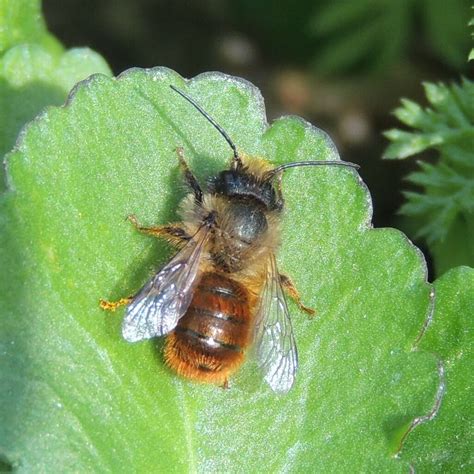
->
[393, 99, 425, 128]
[0, 69, 439, 471]
[383, 130, 443, 159]
[401, 266, 474, 472]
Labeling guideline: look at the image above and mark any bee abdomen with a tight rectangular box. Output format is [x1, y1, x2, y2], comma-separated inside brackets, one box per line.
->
[165, 272, 252, 384]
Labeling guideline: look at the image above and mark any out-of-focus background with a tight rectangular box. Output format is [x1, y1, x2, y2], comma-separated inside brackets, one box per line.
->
[43, 0, 472, 273]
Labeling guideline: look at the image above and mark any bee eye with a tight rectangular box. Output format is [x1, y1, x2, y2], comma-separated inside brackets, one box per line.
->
[228, 201, 268, 243]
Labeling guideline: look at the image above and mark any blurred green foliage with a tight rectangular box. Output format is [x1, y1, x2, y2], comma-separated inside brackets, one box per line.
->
[469, 16, 474, 61]
[384, 79, 474, 275]
[0, 0, 61, 54]
[310, 0, 471, 72]
[235, 0, 471, 74]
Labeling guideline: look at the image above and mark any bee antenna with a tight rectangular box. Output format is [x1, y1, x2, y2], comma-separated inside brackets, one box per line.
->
[264, 160, 360, 180]
[170, 85, 241, 169]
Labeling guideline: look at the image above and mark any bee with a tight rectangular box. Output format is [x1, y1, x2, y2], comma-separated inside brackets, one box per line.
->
[100, 84, 359, 392]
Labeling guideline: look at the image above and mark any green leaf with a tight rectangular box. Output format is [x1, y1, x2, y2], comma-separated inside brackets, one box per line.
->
[0, 43, 112, 190]
[0, 69, 439, 471]
[400, 266, 474, 472]
[0, 0, 61, 55]
[384, 79, 474, 274]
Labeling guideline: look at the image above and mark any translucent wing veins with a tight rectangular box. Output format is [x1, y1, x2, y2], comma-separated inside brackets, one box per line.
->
[255, 255, 298, 393]
[122, 224, 210, 342]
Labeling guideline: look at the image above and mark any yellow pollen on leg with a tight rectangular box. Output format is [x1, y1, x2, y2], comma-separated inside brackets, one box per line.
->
[99, 297, 132, 311]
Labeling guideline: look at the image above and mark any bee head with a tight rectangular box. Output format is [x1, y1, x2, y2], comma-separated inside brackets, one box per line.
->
[208, 167, 281, 211]
[170, 84, 359, 210]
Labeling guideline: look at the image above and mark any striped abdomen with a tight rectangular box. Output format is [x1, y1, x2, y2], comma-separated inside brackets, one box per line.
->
[164, 272, 252, 384]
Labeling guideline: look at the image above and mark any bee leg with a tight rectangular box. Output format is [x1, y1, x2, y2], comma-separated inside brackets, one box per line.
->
[279, 274, 316, 316]
[99, 297, 133, 311]
[127, 214, 191, 247]
[176, 146, 203, 203]
[221, 379, 230, 390]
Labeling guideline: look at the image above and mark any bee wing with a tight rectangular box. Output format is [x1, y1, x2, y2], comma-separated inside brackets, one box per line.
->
[255, 255, 298, 393]
[122, 225, 210, 342]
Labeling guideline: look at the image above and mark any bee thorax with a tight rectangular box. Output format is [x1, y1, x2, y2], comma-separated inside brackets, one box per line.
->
[212, 199, 268, 272]
[227, 200, 268, 242]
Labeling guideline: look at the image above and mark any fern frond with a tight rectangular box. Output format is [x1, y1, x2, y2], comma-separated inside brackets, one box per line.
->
[384, 79, 474, 248]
